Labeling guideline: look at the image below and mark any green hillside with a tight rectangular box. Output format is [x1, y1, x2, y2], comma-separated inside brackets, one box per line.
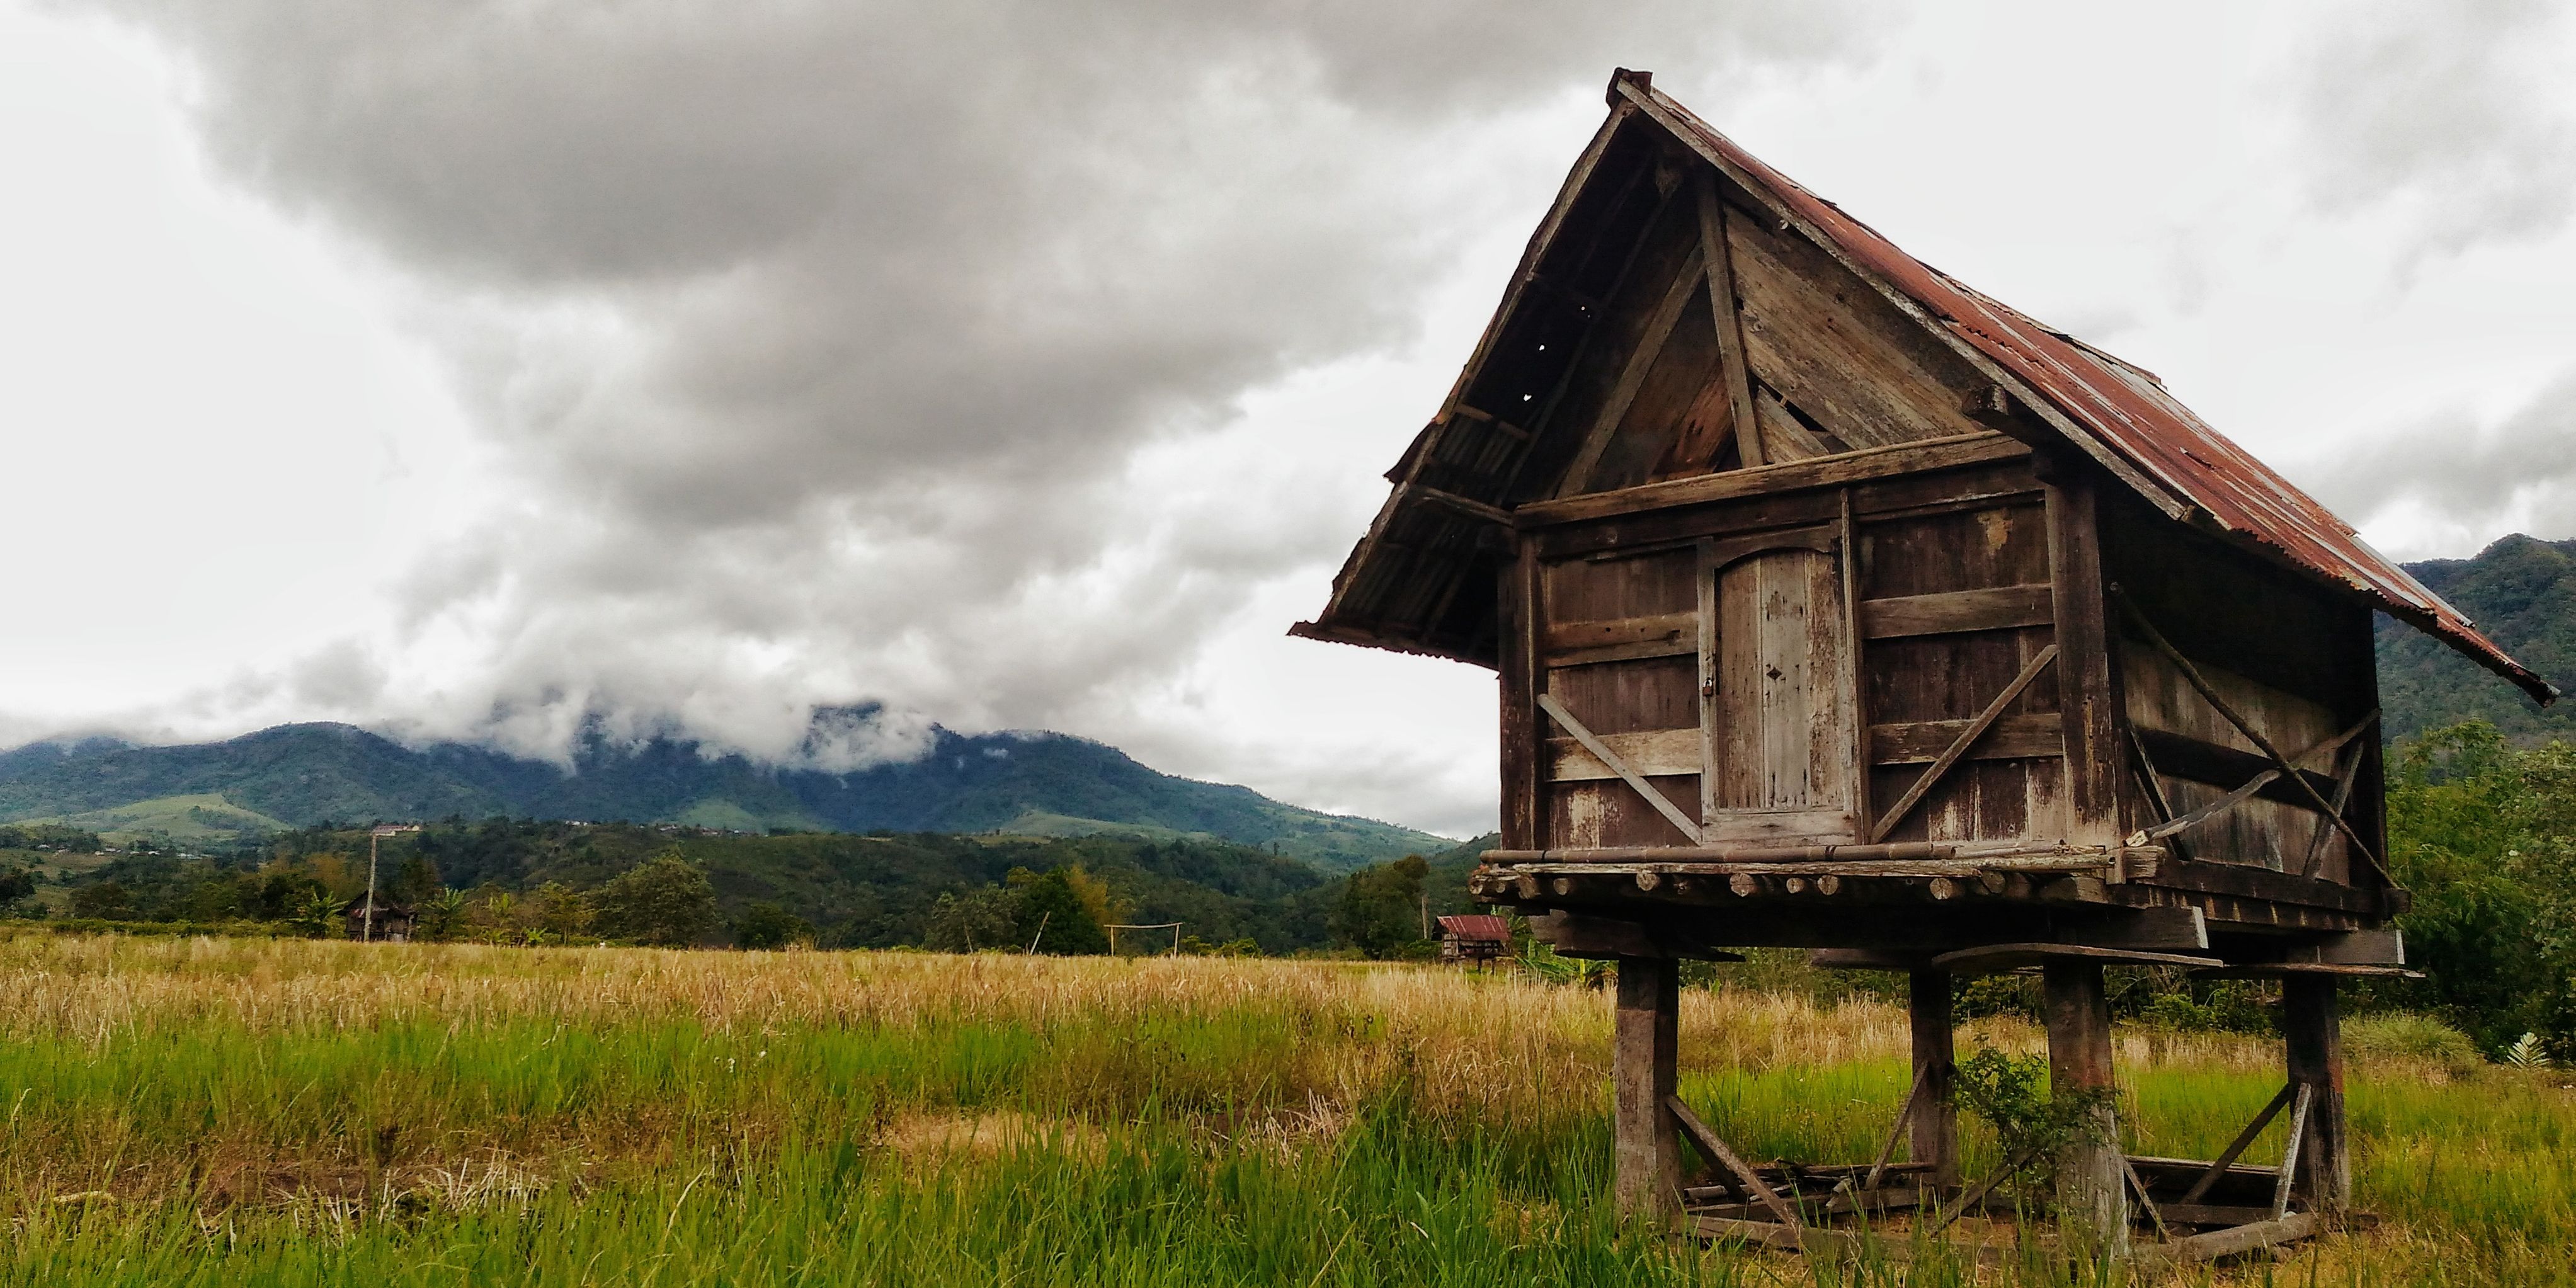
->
[0, 722, 1451, 871]
[2382, 535, 2576, 743]
[25, 794, 290, 845]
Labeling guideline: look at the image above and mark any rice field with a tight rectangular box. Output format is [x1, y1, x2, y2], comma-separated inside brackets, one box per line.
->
[0, 932, 2569, 1285]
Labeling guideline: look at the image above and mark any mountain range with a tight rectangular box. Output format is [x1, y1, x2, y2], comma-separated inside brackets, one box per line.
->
[2379, 533, 2576, 744]
[0, 722, 1446, 871]
[1, 531, 2567, 872]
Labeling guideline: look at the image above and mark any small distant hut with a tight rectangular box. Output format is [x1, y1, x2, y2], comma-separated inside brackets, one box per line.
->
[1294, 69, 2556, 1263]
[1436, 914, 1511, 965]
[341, 892, 414, 943]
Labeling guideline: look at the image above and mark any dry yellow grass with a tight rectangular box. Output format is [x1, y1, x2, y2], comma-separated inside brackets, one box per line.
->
[1, 932, 2567, 1285]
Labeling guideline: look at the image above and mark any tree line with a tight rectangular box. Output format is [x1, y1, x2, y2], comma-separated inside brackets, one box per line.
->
[6, 717, 2573, 1058]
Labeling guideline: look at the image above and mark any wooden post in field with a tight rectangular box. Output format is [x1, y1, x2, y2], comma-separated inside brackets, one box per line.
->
[1907, 969, 1959, 1187]
[1613, 955, 1681, 1220]
[2042, 959, 2128, 1257]
[2282, 976, 2351, 1212]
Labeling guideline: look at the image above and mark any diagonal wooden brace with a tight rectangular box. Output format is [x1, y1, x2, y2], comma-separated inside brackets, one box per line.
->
[1539, 693, 1704, 845]
[2113, 590, 2387, 882]
[1869, 645, 2059, 843]
[2178, 1081, 2296, 1206]
[2131, 712, 2378, 850]
[2271, 1083, 2313, 1221]
[1667, 1095, 1801, 1228]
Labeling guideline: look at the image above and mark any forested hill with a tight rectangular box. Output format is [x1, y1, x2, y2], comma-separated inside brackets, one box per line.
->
[0, 722, 1447, 871]
[2383, 534, 2576, 743]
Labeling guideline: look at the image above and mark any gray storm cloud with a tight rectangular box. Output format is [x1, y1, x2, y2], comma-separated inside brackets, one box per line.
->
[2307, 368, 2576, 549]
[2290, 0, 2576, 256]
[70, 0, 1883, 783]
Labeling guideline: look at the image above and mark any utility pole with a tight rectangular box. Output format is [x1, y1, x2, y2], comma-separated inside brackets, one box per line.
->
[363, 823, 418, 943]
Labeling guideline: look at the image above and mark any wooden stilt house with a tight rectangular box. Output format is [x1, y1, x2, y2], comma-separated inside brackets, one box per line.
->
[1296, 70, 2555, 1262]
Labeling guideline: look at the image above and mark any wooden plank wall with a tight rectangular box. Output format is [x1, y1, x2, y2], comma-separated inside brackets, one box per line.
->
[1542, 547, 1702, 846]
[2099, 493, 2381, 884]
[1527, 454, 2087, 852]
[1857, 494, 2066, 843]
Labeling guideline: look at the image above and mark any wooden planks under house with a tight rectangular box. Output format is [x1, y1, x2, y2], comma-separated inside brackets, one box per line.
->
[1291, 69, 2557, 1265]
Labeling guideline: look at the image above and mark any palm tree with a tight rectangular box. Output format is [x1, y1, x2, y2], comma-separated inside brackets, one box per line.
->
[288, 889, 339, 938]
[419, 888, 469, 941]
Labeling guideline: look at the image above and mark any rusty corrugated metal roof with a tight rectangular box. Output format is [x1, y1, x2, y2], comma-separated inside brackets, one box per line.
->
[1436, 914, 1511, 942]
[1614, 71, 2554, 705]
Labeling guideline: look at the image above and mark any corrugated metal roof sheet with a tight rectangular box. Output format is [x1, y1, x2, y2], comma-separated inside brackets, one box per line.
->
[1613, 71, 2553, 705]
[1437, 914, 1512, 943]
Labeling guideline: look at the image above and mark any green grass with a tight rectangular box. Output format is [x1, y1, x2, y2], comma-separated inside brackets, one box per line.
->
[0, 937, 2570, 1285]
[19, 792, 290, 844]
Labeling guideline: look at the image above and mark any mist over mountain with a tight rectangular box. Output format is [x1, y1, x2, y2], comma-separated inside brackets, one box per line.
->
[0, 719, 1448, 872]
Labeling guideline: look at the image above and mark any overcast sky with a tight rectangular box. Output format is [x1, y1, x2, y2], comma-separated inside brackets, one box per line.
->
[3, 0, 2573, 838]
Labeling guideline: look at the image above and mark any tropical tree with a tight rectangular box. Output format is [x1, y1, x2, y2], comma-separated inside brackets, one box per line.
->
[1007, 867, 1110, 955]
[923, 887, 1019, 952]
[590, 852, 718, 947]
[1330, 855, 1429, 958]
[418, 888, 469, 941]
[288, 888, 340, 938]
[731, 901, 812, 950]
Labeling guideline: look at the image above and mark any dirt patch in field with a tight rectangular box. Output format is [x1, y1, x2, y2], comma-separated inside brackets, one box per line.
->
[877, 1109, 1107, 1161]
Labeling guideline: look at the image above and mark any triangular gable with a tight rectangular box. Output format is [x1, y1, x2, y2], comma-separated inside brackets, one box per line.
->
[1294, 70, 2553, 707]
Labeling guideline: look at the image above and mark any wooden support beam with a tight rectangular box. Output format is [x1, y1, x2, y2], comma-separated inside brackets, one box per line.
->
[1517, 432, 2029, 527]
[1558, 246, 1706, 497]
[1935, 942, 2220, 974]
[2130, 713, 2381, 849]
[1857, 584, 2054, 639]
[2129, 730, 2340, 809]
[2142, 1212, 2323, 1266]
[1498, 545, 1541, 850]
[2121, 1152, 2173, 1243]
[2282, 975, 2351, 1212]
[1666, 1095, 1799, 1228]
[1537, 693, 1704, 844]
[1859, 1066, 1926, 1194]
[2042, 959, 2128, 1257]
[1870, 714, 2061, 765]
[1694, 171, 1764, 470]
[2302, 719, 2375, 877]
[2269, 1082, 2311, 1221]
[2113, 590, 2387, 882]
[2046, 477, 2124, 852]
[1483, 840, 2141, 865]
[1869, 646, 2060, 841]
[1397, 482, 1513, 528]
[2176, 1083, 2296, 1207]
[1906, 970, 1959, 1187]
[1614, 958, 1682, 1219]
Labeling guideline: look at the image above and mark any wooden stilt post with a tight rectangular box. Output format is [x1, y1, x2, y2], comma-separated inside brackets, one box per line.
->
[2282, 976, 2351, 1213]
[1614, 955, 1681, 1221]
[1907, 969, 1959, 1188]
[2042, 959, 2128, 1257]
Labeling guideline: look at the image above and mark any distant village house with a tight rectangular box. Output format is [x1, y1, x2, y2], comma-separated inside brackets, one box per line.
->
[1435, 914, 1510, 966]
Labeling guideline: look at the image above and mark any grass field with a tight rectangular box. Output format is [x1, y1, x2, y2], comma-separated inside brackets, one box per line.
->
[1, 933, 2569, 1285]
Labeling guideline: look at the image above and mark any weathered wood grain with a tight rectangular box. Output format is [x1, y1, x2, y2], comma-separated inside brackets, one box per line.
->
[1869, 714, 2061, 764]
[1858, 584, 2053, 639]
[1614, 959, 1682, 1218]
[1519, 433, 2026, 527]
[1694, 171, 1765, 470]
[1548, 727, 1701, 781]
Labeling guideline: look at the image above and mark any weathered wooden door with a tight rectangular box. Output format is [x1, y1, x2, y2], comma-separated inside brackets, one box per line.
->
[1701, 529, 1860, 842]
